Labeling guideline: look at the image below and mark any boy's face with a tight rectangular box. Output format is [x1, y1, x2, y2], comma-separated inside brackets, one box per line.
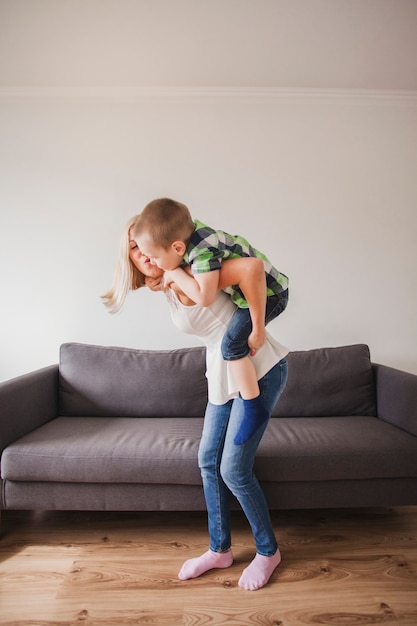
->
[128, 236, 163, 279]
[134, 234, 185, 271]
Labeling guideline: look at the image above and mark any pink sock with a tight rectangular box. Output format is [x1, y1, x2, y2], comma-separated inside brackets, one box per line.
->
[178, 549, 233, 580]
[238, 550, 282, 590]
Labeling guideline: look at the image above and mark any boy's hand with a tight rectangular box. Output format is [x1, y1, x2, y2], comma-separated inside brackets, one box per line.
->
[248, 327, 266, 356]
[163, 270, 176, 288]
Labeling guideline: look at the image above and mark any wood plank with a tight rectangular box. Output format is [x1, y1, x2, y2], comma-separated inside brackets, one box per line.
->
[0, 507, 417, 625]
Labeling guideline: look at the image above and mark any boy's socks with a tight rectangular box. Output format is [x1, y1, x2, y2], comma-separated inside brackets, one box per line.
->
[178, 549, 233, 580]
[238, 550, 282, 591]
[234, 395, 269, 445]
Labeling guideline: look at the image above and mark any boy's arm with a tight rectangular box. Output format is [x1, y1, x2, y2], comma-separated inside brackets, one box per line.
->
[165, 267, 220, 307]
[166, 257, 267, 353]
[217, 258, 267, 354]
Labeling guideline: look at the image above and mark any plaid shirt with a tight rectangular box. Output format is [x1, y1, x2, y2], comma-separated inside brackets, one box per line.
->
[184, 219, 289, 308]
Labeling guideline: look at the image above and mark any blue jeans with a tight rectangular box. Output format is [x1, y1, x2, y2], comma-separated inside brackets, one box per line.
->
[198, 358, 288, 556]
[221, 289, 289, 360]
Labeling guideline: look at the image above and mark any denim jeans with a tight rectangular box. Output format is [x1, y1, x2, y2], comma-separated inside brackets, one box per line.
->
[221, 289, 289, 360]
[198, 357, 288, 556]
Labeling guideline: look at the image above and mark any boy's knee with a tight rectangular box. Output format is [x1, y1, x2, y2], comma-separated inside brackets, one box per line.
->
[221, 332, 250, 361]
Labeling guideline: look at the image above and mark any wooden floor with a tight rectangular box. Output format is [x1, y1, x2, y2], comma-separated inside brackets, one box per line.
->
[0, 506, 417, 625]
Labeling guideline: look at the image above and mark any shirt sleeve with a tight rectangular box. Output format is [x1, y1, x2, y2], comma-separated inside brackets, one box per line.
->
[187, 239, 225, 274]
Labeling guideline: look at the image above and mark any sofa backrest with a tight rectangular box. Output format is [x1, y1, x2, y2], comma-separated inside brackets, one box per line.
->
[59, 342, 376, 418]
[59, 343, 208, 417]
[273, 344, 376, 417]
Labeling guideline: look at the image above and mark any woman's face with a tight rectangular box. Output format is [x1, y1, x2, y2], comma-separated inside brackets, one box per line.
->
[129, 235, 164, 279]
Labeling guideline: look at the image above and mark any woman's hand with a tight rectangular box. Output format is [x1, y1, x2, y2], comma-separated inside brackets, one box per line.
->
[145, 275, 164, 292]
[248, 327, 266, 356]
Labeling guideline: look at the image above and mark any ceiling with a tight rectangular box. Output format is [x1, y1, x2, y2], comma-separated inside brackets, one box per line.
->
[1, 0, 417, 90]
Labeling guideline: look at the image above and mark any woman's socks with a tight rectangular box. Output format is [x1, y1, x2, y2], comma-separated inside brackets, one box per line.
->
[178, 549, 233, 580]
[178, 548, 281, 590]
[238, 550, 282, 590]
[234, 395, 269, 445]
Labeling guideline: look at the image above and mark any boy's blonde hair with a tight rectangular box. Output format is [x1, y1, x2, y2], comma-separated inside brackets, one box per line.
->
[132, 198, 195, 249]
[101, 214, 146, 314]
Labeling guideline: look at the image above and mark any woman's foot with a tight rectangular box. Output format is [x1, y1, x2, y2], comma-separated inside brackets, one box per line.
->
[238, 549, 282, 590]
[178, 549, 233, 580]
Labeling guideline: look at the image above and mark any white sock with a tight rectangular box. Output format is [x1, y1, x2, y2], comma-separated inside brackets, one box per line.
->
[178, 549, 233, 580]
[238, 550, 282, 590]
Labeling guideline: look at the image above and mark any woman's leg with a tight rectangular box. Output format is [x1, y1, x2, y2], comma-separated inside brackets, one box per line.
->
[220, 358, 289, 589]
[178, 400, 234, 580]
[198, 400, 234, 552]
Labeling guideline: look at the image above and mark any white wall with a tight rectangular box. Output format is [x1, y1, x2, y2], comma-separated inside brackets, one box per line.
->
[1, 88, 416, 381]
[2, 0, 417, 90]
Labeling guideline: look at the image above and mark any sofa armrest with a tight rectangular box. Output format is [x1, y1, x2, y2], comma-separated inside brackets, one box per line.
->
[373, 363, 417, 437]
[0, 365, 59, 452]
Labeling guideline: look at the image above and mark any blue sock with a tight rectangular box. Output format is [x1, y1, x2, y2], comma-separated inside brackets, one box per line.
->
[234, 396, 269, 445]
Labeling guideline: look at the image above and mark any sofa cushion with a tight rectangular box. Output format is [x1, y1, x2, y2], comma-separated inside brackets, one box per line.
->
[1, 417, 203, 485]
[258, 416, 417, 481]
[273, 344, 376, 417]
[59, 343, 208, 417]
[3, 415, 417, 486]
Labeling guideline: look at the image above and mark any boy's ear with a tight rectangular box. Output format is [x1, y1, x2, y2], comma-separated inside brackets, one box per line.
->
[172, 240, 186, 256]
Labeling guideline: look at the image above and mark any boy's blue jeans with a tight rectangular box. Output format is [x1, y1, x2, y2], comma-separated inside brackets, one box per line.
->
[221, 289, 288, 360]
[198, 358, 288, 556]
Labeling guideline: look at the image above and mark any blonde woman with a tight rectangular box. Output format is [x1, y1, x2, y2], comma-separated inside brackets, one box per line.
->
[102, 217, 289, 591]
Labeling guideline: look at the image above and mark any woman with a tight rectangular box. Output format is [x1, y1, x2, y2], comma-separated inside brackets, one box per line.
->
[102, 216, 289, 591]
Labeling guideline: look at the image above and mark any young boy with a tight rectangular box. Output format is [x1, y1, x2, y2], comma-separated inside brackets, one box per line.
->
[133, 198, 289, 444]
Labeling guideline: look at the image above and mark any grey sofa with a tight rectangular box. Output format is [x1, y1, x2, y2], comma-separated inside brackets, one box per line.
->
[1, 342, 417, 522]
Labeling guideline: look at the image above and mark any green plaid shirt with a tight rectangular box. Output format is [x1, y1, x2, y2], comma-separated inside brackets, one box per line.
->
[184, 219, 289, 308]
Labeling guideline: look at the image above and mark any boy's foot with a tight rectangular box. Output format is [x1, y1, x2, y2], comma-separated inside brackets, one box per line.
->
[178, 549, 233, 580]
[238, 550, 282, 590]
[234, 396, 269, 444]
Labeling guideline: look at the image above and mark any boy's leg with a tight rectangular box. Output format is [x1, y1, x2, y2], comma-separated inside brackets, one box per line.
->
[234, 384, 270, 444]
[221, 290, 289, 365]
[221, 308, 268, 444]
[265, 289, 289, 325]
[228, 355, 259, 399]
[221, 290, 289, 445]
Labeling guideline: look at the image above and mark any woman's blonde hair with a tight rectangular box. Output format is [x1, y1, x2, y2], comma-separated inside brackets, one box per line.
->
[101, 214, 146, 314]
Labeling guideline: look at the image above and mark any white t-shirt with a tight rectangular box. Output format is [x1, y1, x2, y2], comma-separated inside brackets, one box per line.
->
[166, 289, 289, 405]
